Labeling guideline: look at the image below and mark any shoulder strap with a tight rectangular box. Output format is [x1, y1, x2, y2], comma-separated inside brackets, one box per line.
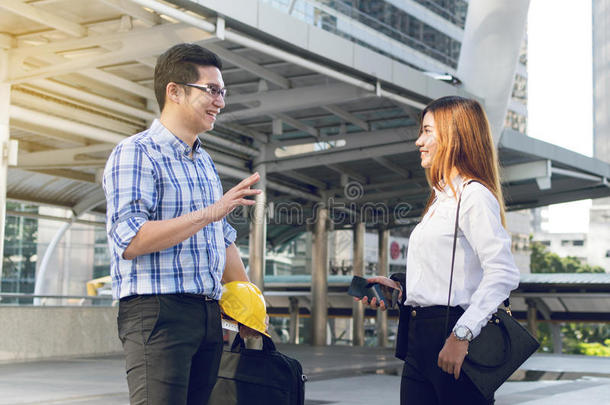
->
[444, 180, 510, 336]
[443, 181, 467, 335]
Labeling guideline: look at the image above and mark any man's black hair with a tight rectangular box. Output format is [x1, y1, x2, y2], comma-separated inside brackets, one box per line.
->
[154, 43, 223, 111]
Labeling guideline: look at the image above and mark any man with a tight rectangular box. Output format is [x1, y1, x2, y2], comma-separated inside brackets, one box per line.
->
[103, 43, 262, 405]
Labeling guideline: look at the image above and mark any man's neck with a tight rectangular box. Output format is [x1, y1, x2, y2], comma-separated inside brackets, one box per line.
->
[159, 112, 198, 148]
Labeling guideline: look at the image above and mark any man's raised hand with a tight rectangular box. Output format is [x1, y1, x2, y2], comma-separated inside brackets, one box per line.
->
[207, 172, 261, 222]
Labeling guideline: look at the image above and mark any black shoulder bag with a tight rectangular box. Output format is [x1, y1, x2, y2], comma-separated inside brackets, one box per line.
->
[445, 181, 539, 400]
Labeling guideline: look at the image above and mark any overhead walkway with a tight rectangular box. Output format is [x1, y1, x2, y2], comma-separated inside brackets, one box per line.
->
[263, 273, 610, 323]
[1, 0, 608, 244]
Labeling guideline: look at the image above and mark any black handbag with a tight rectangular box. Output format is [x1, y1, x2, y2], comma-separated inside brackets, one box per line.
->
[208, 334, 306, 405]
[444, 181, 540, 400]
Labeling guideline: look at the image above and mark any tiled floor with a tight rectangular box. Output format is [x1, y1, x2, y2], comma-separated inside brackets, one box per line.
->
[1, 347, 609, 405]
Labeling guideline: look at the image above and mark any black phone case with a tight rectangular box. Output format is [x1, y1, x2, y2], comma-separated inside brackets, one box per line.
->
[347, 276, 389, 306]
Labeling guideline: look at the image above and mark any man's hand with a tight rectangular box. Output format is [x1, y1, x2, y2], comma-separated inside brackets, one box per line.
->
[438, 333, 469, 380]
[238, 315, 269, 339]
[207, 172, 261, 223]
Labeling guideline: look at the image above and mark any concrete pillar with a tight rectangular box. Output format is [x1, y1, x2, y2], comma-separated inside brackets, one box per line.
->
[352, 221, 365, 346]
[311, 204, 328, 346]
[526, 299, 538, 339]
[376, 227, 389, 347]
[456, 0, 530, 142]
[248, 162, 267, 291]
[551, 323, 563, 354]
[0, 52, 10, 276]
[289, 296, 299, 344]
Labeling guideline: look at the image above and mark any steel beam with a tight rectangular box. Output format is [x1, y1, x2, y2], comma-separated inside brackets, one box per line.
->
[27, 169, 96, 183]
[205, 43, 290, 89]
[265, 142, 419, 173]
[281, 170, 327, 189]
[11, 88, 141, 135]
[0, 0, 87, 37]
[216, 123, 268, 144]
[269, 126, 418, 149]
[326, 164, 366, 185]
[272, 113, 318, 138]
[220, 84, 373, 122]
[352, 221, 365, 346]
[9, 106, 126, 144]
[377, 227, 389, 347]
[18, 144, 114, 169]
[323, 105, 369, 131]
[79, 68, 156, 100]
[98, 0, 162, 26]
[311, 204, 329, 346]
[0, 33, 17, 50]
[8, 24, 214, 83]
[373, 157, 410, 178]
[30, 79, 155, 121]
[0, 78, 9, 277]
[502, 160, 551, 190]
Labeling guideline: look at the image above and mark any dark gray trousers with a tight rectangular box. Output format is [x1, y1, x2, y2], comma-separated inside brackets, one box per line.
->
[399, 306, 494, 405]
[117, 294, 223, 405]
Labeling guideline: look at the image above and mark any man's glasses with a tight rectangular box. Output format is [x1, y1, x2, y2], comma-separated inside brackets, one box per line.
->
[177, 83, 227, 98]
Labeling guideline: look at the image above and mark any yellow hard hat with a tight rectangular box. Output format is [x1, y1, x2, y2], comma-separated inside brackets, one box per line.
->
[220, 281, 270, 337]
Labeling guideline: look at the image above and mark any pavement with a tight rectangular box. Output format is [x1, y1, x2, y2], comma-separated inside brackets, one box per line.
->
[1, 346, 610, 405]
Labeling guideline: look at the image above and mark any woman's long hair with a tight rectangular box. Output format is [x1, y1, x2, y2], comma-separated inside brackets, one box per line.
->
[421, 96, 507, 227]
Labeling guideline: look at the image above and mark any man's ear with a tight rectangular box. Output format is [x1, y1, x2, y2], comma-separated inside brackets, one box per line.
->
[166, 82, 183, 105]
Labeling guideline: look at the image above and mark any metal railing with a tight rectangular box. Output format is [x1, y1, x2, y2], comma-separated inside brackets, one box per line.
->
[0, 293, 116, 306]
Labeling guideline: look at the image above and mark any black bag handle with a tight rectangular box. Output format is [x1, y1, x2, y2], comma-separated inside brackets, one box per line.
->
[444, 180, 511, 335]
[231, 334, 277, 353]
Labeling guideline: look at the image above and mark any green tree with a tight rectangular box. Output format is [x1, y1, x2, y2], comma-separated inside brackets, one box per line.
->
[530, 239, 608, 356]
[530, 241, 605, 273]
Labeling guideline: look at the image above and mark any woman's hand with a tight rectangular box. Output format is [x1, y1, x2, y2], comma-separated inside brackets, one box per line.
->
[353, 276, 402, 311]
[437, 333, 469, 379]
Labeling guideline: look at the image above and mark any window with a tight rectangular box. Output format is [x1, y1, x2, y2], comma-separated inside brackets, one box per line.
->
[572, 240, 584, 246]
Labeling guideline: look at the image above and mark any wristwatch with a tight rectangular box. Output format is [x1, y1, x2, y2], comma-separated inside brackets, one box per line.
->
[453, 325, 473, 342]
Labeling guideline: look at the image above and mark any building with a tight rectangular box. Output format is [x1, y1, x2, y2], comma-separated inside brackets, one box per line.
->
[591, 0, 610, 271]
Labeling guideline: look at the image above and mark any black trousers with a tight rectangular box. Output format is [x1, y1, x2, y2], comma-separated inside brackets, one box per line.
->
[399, 306, 494, 405]
[117, 294, 223, 405]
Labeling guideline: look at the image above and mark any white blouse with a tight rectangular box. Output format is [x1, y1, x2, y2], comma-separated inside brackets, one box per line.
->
[405, 177, 520, 338]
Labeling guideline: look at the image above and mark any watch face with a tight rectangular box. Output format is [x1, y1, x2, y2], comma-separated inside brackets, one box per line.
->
[455, 326, 468, 339]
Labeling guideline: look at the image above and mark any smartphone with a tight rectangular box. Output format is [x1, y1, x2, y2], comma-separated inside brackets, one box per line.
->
[347, 276, 399, 308]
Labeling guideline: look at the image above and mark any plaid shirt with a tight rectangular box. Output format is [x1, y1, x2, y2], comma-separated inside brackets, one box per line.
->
[103, 119, 236, 300]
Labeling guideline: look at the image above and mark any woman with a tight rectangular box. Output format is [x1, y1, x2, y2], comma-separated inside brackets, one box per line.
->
[358, 96, 520, 404]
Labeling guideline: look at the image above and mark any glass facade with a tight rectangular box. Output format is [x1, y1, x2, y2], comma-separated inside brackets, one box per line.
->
[1, 203, 38, 304]
[411, 0, 468, 28]
[330, 0, 463, 68]
[505, 110, 527, 134]
[93, 225, 111, 279]
[511, 74, 528, 106]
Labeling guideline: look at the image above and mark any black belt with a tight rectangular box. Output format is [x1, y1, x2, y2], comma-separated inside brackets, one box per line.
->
[405, 305, 464, 319]
[181, 293, 217, 302]
[120, 293, 217, 302]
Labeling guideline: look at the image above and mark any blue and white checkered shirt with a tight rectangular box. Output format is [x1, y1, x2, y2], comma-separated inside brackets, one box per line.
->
[103, 119, 236, 300]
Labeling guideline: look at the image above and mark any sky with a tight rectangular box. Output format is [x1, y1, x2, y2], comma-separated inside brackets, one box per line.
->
[527, 0, 593, 233]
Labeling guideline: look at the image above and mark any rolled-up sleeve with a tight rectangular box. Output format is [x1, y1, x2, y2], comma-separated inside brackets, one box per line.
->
[103, 141, 156, 259]
[222, 217, 237, 248]
[455, 184, 520, 338]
